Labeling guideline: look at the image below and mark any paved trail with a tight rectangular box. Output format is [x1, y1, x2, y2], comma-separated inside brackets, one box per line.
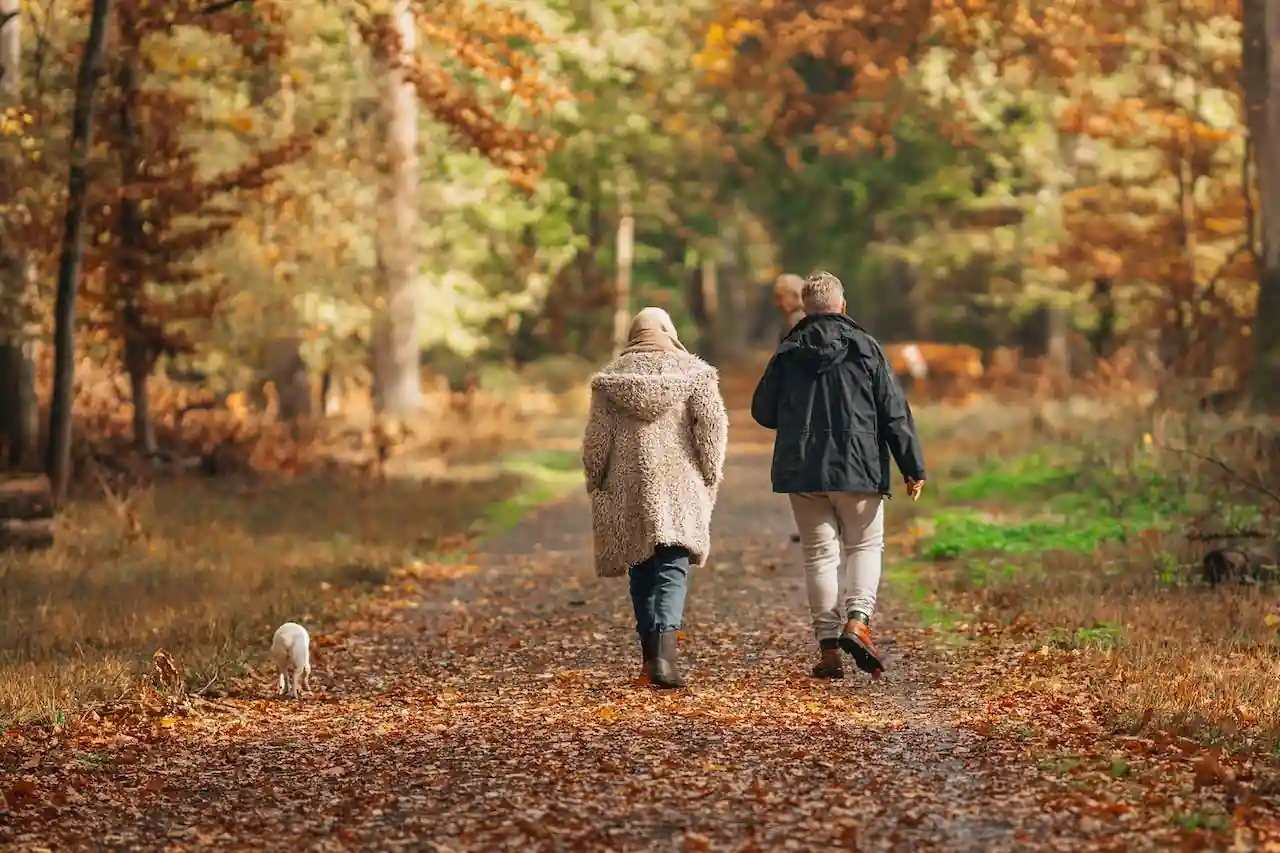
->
[4, 405, 1144, 852]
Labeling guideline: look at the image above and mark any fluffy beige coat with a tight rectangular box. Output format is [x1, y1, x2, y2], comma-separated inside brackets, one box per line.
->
[582, 350, 729, 578]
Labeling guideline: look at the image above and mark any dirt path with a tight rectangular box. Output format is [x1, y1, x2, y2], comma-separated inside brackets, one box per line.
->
[4, 402, 1088, 853]
[10, 390, 1243, 851]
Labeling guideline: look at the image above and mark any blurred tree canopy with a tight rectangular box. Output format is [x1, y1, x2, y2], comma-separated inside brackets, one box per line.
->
[0, 0, 1275, 429]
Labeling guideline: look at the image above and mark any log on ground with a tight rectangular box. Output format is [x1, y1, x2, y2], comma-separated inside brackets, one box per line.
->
[0, 475, 55, 520]
[0, 517, 55, 550]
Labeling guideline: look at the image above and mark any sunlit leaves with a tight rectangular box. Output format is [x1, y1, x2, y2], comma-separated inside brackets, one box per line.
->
[352, 0, 568, 190]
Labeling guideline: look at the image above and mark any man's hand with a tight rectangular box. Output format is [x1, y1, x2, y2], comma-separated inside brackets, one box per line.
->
[905, 479, 925, 502]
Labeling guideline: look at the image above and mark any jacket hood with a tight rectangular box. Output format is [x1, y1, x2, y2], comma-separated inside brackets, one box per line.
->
[777, 313, 873, 375]
[591, 351, 715, 422]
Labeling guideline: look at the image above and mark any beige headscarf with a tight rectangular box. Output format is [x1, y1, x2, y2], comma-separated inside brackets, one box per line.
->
[621, 306, 687, 356]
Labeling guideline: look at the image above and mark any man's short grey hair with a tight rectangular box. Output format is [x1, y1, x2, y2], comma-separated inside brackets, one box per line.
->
[801, 270, 844, 314]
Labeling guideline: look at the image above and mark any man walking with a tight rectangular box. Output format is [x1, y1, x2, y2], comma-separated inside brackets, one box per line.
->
[773, 273, 806, 342]
[750, 271, 926, 679]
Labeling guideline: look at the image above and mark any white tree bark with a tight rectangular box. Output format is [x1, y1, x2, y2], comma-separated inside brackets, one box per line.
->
[0, 0, 17, 99]
[371, 0, 422, 414]
[0, 0, 39, 470]
[611, 192, 634, 356]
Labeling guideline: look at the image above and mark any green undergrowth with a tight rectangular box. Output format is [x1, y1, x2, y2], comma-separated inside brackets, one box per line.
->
[894, 440, 1216, 638]
[925, 447, 1193, 562]
[475, 449, 582, 535]
[885, 562, 965, 639]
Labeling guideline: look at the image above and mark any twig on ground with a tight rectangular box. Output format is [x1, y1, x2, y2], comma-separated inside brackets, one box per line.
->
[1186, 530, 1268, 541]
[1156, 440, 1280, 507]
[201, 0, 250, 13]
[193, 665, 221, 697]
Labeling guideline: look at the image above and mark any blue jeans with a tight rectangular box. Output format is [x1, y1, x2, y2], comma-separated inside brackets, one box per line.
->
[628, 545, 691, 634]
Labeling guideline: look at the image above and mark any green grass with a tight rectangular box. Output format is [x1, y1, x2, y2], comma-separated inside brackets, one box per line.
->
[885, 562, 966, 638]
[478, 449, 582, 535]
[941, 449, 1082, 503]
[1048, 622, 1123, 651]
[923, 447, 1199, 562]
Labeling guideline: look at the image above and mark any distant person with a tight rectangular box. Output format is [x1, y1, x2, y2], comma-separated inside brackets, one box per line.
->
[774, 273, 806, 342]
[582, 307, 729, 689]
[750, 271, 926, 680]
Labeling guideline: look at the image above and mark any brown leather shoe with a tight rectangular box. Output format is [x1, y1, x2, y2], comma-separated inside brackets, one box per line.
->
[839, 619, 885, 677]
[811, 648, 844, 679]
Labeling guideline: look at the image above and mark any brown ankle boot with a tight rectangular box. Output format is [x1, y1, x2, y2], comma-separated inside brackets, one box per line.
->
[651, 630, 687, 689]
[811, 648, 844, 679]
[839, 615, 885, 677]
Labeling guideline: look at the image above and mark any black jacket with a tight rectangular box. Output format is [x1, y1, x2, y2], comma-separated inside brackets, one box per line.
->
[750, 313, 926, 496]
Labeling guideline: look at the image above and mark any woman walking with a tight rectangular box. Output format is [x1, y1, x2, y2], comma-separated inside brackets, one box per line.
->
[582, 307, 729, 688]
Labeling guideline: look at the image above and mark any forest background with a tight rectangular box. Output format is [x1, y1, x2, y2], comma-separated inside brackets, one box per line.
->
[4, 0, 1277, 479]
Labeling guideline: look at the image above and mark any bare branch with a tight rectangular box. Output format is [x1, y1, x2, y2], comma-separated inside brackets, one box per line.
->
[1157, 440, 1280, 506]
[200, 0, 250, 13]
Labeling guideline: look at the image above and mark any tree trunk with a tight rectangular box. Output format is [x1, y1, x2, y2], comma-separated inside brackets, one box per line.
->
[115, 11, 157, 455]
[0, 340, 37, 469]
[716, 207, 750, 361]
[611, 195, 634, 356]
[1089, 276, 1116, 358]
[371, 0, 422, 415]
[45, 0, 113, 501]
[246, 6, 293, 136]
[265, 336, 311, 421]
[698, 256, 720, 362]
[1244, 0, 1280, 408]
[1044, 130, 1081, 376]
[0, 0, 16, 95]
[901, 261, 930, 340]
[0, 0, 38, 471]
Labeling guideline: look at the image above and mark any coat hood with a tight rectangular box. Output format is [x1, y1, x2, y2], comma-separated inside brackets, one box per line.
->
[777, 313, 874, 375]
[590, 351, 716, 422]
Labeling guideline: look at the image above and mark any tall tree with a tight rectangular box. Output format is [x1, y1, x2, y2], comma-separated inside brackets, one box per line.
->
[0, 0, 38, 470]
[353, 0, 564, 411]
[1243, 0, 1280, 406]
[46, 0, 113, 500]
[370, 0, 422, 414]
[81, 3, 315, 452]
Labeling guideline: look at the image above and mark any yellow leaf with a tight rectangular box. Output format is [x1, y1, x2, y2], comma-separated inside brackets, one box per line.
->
[1264, 613, 1279, 628]
[159, 716, 178, 728]
[592, 706, 620, 723]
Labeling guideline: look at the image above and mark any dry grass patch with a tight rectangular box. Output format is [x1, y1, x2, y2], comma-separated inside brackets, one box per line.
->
[0, 455, 584, 729]
[916, 405, 1280, 751]
[957, 549, 1280, 748]
[0, 367, 592, 729]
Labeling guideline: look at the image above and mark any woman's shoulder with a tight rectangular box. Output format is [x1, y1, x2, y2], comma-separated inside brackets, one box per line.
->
[595, 350, 717, 380]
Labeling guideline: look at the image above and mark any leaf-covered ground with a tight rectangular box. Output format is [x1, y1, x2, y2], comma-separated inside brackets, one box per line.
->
[3, 408, 1279, 851]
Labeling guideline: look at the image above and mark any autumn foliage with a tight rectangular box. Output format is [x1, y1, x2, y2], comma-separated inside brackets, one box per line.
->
[697, 0, 1258, 388]
[80, 3, 320, 392]
[353, 0, 567, 190]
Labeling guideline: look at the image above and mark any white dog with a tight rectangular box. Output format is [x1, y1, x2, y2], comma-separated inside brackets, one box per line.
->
[271, 622, 312, 699]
